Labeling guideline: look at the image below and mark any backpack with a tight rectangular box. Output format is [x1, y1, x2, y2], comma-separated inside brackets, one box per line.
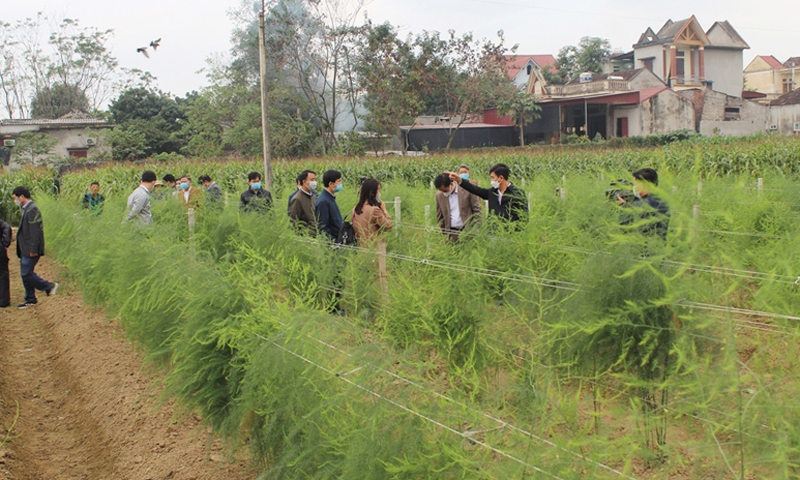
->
[336, 213, 357, 246]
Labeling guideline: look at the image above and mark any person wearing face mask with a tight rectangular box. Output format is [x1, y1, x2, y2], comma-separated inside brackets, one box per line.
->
[126, 170, 157, 224]
[315, 170, 344, 241]
[458, 165, 478, 186]
[288, 170, 317, 213]
[178, 175, 203, 209]
[434, 173, 482, 241]
[448, 163, 528, 226]
[12, 186, 58, 309]
[240, 171, 273, 213]
[288, 170, 318, 236]
[616, 168, 670, 240]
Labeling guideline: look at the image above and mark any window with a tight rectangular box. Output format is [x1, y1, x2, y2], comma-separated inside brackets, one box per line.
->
[613, 65, 621, 72]
[724, 107, 740, 121]
[784, 78, 795, 94]
[68, 149, 88, 158]
[526, 64, 532, 75]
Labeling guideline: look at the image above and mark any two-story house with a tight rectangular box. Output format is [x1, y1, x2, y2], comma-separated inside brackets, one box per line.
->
[632, 16, 749, 98]
[743, 56, 800, 101]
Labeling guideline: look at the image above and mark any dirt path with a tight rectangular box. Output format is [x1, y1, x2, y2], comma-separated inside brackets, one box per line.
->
[0, 256, 254, 480]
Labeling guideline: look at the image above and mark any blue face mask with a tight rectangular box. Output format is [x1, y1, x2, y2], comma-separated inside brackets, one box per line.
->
[251, 182, 262, 190]
[460, 173, 469, 181]
[376, 194, 382, 203]
[180, 182, 189, 190]
[334, 183, 343, 193]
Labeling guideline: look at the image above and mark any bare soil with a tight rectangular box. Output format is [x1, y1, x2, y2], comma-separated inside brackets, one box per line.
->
[0, 256, 255, 480]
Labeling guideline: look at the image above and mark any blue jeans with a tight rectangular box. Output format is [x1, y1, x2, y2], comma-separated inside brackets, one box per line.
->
[20, 256, 52, 304]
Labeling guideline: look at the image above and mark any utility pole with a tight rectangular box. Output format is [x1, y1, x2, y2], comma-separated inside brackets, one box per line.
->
[258, 1, 273, 190]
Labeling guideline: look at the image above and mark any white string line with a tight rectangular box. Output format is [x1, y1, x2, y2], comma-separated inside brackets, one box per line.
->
[257, 297, 636, 479]
[293, 237, 580, 291]
[248, 330, 567, 480]
[680, 301, 800, 323]
[396, 221, 799, 283]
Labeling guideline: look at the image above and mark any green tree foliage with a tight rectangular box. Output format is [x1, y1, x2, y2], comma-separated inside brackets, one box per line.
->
[108, 87, 186, 160]
[497, 91, 541, 146]
[556, 36, 612, 81]
[0, 14, 132, 119]
[8, 131, 59, 165]
[30, 82, 90, 118]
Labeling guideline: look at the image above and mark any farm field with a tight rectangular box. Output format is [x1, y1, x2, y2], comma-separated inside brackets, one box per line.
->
[2, 135, 800, 478]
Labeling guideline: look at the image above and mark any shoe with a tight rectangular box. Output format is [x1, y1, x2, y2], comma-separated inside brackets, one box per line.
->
[0, 304, 10, 308]
[17, 302, 36, 309]
[47, 282, 59, 297]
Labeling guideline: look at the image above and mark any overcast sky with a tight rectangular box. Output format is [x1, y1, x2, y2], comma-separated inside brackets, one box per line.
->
[5, 0, 800, 101]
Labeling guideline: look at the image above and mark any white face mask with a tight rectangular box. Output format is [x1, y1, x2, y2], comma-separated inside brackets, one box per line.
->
[490, 180, 501, 190]
[633, 185, 641, 199]
[308, 181, 318, 191]
[14, 198, 22, 207]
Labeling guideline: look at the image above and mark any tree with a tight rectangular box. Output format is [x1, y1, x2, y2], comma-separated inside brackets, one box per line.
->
[108, 87, 187, 159]
[555, 36, 612, 81]
[10, 131, 58, 165]
[497, 91, 541, 147]
[30, 82, 90, 118]
[354, 21, 422, 151]
[412, 29, 518, 149]
[0, 14, 144, 119]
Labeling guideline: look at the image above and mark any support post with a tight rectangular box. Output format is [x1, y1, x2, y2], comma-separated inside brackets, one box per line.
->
[394, 196, 401, 237]
[424, 205, 431, 228]
[258, 4, 273, 190]
[757, 177, 763, 197]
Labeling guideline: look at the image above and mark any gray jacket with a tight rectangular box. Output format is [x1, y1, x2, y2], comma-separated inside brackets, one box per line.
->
[126, 185, 153, 224]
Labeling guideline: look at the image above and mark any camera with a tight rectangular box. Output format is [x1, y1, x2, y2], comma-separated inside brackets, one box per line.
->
[605, 179, 635, 202]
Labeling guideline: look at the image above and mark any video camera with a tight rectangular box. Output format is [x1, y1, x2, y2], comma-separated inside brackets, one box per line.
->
[605, 179, 635, 202]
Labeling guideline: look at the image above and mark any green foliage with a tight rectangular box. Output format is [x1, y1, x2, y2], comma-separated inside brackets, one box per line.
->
[556, 36, 612, 80]
[30, 82, 90, 118]
[8, 131, 59, 166]
[108, 87, 186, 159]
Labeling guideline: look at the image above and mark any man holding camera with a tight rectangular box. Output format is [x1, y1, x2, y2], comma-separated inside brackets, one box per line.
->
[615, 168, 669, 240]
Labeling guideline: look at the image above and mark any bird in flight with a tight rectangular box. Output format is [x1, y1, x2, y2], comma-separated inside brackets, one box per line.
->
[136, 46, 149, 58]
[150, 38, 161, 50]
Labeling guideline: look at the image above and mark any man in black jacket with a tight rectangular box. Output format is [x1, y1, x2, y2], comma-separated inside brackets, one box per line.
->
[616, 168, 670, 240]
[12, 187, 58, 309]
[448, 163, 528, 225]
[240, 172, 273, 213]
[0, 217, 11, 308]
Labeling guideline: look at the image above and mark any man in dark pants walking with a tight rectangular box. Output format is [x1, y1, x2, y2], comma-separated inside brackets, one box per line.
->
[12, 186, 58, 309]
[0, 217, 11, 308]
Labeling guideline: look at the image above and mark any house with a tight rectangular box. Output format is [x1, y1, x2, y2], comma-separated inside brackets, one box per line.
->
[632, 16, 749, 97]
[678, 88, 767, 135]
[529, 68, 695, 141]
[766, 87, 800, 135]
[0, 111, 113, 167]
[603, 51, 635, 74]
[743, 55, 800, 101]
[504, 54, 557, 90]
[398, 119, 515, 152]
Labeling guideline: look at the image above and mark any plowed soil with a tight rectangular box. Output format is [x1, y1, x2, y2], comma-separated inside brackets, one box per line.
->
[0, 256, 254, 480]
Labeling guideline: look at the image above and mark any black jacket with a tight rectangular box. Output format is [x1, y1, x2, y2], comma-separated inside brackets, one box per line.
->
[315, 189, 343, 240]
[459, 180, 528, 224]
[0, 219, 10, 249]
[240, 188, 273, 212]
[621, 194, 670, 240]
[16, 202, 45, 258]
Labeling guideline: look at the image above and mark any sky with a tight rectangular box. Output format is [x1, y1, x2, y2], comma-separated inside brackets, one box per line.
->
[4, 0, 800, 101]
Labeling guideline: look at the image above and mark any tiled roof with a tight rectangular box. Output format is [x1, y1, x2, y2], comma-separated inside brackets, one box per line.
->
[1, 117, 109, 126]
[784, 57, 800, 68]
[759, 55, 784, 69]
[399, 122, 513, 131]
[504, 54, 557, 79]
[772, 87, 800, 106]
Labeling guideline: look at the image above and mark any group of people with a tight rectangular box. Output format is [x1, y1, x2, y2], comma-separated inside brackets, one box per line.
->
[1, 162, 668, 310]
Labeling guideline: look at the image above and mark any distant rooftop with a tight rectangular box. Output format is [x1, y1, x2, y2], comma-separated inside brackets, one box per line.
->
[0, 110, 110, 126]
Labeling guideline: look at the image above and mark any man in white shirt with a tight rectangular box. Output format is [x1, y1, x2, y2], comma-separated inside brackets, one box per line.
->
[126, 171, 157, 224]
[433, 173, 482, 241]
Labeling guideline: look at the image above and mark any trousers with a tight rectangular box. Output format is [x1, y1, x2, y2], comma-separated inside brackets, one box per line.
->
[20, 255, 52, 304]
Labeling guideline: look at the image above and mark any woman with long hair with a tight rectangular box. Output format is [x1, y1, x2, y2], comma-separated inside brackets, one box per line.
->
[351, 178, 392, 246]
